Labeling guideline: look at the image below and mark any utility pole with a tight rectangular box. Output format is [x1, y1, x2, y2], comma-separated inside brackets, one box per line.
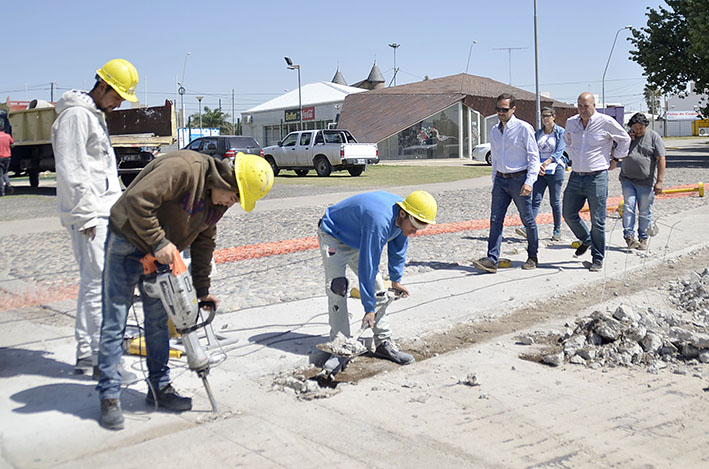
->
[492, 47, 528, 85]
[197, 96, 204, 135]
[533, 0, 541, 130]
[232, 89, 235, 135]
[388, 43, 400, 87]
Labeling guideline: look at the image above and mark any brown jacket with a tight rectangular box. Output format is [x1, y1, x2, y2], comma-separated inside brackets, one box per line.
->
[110, 150, 237, 296]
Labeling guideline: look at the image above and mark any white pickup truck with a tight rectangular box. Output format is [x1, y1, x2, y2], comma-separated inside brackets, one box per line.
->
[262, 129, 378, 177]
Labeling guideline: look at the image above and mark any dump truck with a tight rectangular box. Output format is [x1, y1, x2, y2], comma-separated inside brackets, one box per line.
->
[7, 99, 176, 187]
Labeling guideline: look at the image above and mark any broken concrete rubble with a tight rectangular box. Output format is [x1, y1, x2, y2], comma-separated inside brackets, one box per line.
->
[538, 267, 709, 373]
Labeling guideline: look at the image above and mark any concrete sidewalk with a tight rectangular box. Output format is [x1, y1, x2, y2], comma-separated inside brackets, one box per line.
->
[1, 200, 708, 467]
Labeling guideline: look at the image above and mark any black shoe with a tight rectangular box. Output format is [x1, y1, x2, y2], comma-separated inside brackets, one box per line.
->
[574, 242, 591, 257]
[146, 383, 192, 411]
[374, 340, 415, 365]
[100, 398, 124, 430]
[472, 257, 497, 273]
[521, 257, 537, 270]
[583, 260, 603, 272]
[74, 357, 93, 375]
[6, 185, 13, 194]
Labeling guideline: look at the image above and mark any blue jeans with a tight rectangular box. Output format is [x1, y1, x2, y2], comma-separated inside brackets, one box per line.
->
[562, 171, 608, 263]
[97, 231, 171, 399]
[532, 166, 565, 231]
[621, 179, 654, 240]
[487, 173, 538, 263]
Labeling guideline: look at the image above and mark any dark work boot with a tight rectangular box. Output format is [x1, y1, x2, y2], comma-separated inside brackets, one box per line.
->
[146, 383, 192, 411]
[100, 398, 124, 430]
[374, 340, 415, 365]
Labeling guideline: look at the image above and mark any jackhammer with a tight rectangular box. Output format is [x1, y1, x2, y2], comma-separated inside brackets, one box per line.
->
[140, 251, 219, 413]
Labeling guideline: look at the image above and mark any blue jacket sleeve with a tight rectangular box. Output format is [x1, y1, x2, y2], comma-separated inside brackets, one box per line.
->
[552, 126, 567, 166]
[357, 226, 387, 313]
[387, 234, 408, 283]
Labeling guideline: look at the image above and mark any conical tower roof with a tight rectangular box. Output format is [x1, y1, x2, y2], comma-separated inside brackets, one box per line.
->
[366, 62, 385, 83]
[331, 67, 347, 86]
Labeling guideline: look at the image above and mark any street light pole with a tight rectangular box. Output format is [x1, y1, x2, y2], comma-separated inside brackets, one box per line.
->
[178, 51, 190, 129]
[388, 43, 400, 86]
[196, 96, 204, 135]
[284, 57, 302, 131]
[602, 25, 632, 112]
[533, 0, 541, 130]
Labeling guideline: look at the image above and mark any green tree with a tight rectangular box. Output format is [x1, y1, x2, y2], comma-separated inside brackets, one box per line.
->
[643, 85, 662, 115]
[189, 106, 235, 134]
[629, 0, 709, 116]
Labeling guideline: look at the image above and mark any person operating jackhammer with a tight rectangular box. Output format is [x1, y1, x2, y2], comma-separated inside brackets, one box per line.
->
[96, 151, 273, 430]
[317, 190, 438, 375]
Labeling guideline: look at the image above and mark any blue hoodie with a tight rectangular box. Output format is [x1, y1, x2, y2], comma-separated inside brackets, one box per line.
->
[320, 191, 408, 312]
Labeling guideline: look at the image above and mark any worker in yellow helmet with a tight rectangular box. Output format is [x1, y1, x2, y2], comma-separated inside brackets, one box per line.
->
[317, 190, 437, 376]
[51, 58, 140, 383]
[96, 150, 273, 430]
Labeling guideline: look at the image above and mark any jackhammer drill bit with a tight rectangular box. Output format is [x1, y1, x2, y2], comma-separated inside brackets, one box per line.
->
[201, 373, 219, 414]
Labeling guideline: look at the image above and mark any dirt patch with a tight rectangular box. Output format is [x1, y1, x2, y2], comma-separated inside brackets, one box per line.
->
[302, 245, 709, 386]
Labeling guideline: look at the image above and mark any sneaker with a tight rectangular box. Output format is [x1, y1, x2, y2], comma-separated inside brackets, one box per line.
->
[588, 260, 603, 272]
[100, 398, 124, 430]
[521, 257, 537, 270]
[472, 257, 497, 273]
[624, 235, 640, 249]
[515, 227, 527, 238]
[551, 229, 561, 242]
[574, 242, 591, 257]
[636, 238, 648, 250]
[146, 383, 192, 411]
[74, 357, 93, 375]
[374, 340, 415, 365]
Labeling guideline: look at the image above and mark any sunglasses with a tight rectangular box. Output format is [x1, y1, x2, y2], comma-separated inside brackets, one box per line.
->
[495, 107, 512, 113]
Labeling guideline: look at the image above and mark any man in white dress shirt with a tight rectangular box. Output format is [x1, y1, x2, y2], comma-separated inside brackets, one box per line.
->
[562, 92, 631, 271]
[473, 93, 540, 273]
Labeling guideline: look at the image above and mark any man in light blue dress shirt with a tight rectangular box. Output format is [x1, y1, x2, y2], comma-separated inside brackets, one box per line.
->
[473, 93, 540, 273]
[562, 92, 630, 272]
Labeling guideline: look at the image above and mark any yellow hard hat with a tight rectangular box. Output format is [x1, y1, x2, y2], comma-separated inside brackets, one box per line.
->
[396, 190, 437, 225]
[234, 152, 274, 212]
[96, 58, 139, 102]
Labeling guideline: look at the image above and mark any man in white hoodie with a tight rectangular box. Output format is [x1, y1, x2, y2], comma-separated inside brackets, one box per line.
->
[51, 59, 139, 377]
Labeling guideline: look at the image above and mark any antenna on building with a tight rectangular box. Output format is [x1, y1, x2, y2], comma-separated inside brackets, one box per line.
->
[460, 40, 477, 94]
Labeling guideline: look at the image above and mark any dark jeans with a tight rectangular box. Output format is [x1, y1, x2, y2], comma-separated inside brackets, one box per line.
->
[532, 165, 565, 231]
[0, 157, 10, 195]
[487, 173, 538, 263]
[562, 170, 608, 263]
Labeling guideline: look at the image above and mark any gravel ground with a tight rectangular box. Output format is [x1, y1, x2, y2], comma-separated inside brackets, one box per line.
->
[1, 147, 708, 319]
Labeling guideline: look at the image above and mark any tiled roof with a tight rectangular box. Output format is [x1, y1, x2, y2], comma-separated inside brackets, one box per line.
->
[338, 73, 575, 142]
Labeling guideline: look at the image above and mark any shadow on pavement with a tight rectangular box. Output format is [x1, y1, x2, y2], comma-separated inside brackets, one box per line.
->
[249, 331, 324, 357]
[0, 348, 75, 379]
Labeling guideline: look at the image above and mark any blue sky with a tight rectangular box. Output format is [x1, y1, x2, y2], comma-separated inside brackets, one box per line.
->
[3, 0, 666, 116]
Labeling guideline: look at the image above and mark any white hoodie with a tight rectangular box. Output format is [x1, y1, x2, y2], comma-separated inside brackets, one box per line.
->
[51, 90, 122, 230]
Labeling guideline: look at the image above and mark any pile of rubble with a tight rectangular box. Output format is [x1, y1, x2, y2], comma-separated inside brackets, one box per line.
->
[538, 267, 709, 373]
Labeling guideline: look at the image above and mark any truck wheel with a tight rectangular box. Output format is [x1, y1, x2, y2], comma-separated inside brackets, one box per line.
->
[294, 169, 309, 177]
[265, 156, 280, 176]
[314, 157, 331, 177]
[348, 166, 364, 177]
[29, 170, 40, 188]
[485, 152, 492, 166]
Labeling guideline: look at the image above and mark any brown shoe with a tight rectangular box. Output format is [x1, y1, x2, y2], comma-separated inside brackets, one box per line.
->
[624, 235, 640, 249]
[636, 238, 648, 250]
[472, 257, 497, 273]
[521, 257, 537, 270]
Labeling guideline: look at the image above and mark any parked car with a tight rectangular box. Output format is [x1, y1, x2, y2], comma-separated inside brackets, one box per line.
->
[183, 135, 263, 166]
[472, 142, 570, 167]
[472, 142, 492, 165]
[262, 129, 378, 177]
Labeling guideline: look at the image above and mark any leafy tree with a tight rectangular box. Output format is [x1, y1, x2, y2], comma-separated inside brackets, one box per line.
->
[189, 106, 235, 134]
[629, 0, 709, 116]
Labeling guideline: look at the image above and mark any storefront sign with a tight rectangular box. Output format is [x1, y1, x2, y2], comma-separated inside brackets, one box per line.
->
[667, 111, 700, 120]
[285, 106, 315, 122]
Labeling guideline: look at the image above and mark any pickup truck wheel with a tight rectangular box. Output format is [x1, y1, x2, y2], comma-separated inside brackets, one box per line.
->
[29, 170, 40, 188]
[348, 166, 364, 177]
[265, 157, 280, 176]
[314, 157, 332, 177]
[294, 169, 309, 177]
[485, 152, 492, 166]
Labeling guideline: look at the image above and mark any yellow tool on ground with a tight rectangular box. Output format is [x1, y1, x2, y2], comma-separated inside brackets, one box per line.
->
[351, 280, 392, 299]
[662, 181, 704, 197]
[124, 336, 183, 358]
[498, 258, 512, 268]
